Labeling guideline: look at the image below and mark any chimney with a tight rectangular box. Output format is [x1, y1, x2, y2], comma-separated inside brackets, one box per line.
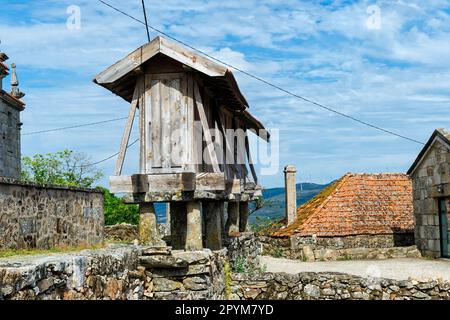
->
[0, 52, 9, 91]
[10, 63, 25, 99]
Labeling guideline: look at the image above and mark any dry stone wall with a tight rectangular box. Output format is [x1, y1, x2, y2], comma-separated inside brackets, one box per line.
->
[259, 234, 420, 261]
[230, 272, 450, 300]
[0, 177, 104, 249]
[0, 245, 226, 300]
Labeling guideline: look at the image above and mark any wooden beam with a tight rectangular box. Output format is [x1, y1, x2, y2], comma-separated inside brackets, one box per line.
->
[138, 76, 146, 173]
[244, 128, 258, 184]
[109, 173, 225, 194]
[196, 173, 225, 191]
[217, 107, 236, 179]
[114, 84, 139, 176]
[193, 81, 220, 173]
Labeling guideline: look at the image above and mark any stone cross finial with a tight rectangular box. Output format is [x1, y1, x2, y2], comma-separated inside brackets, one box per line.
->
[10, 63, 25, 99]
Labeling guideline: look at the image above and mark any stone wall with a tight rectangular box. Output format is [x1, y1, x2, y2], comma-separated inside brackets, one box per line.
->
[105, 223, 138, 243]
[259, 234, 419, 261]
[410, 138, 450, 257]
[230, 272, 450, 300]
[225, 232, 262, 271]
[0, 177, 104, 249]
[0, 98, 21, 179]
[0, 245, 226, 300]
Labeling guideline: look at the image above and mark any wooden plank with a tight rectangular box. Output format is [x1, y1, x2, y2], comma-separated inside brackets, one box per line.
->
[226, 178, 241, 194]
[95, 38, 160, 84]
[186, 74, 195, 172]
[169, 78, 183, 167]
[137, 76, 146, 174]
[161, 79, 171, 168]
[110, 173, 196, 193]
[216, 109, 233, 180]
[144, 74, 153, 172]
[159, 37, 227, 77]
[148, 173, 195, 191]
[196, 173, 225, 191]
[151, 79, 162, 168]
[109, 175, 133, 193]
[244, 129, 258, 184]
[114, 84, 139, 176]
[193, 81, 220, 173]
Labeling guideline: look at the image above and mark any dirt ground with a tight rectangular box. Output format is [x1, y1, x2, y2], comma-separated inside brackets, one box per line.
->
[261, 256, 450, 281]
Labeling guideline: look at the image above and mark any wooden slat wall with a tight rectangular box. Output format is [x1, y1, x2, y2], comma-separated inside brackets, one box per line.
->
[146, 73, 187, 173]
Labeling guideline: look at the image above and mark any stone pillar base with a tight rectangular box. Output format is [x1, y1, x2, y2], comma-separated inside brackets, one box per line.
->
[186, 201, 203, 250]
[203, 201, 224, 250]
[139, 203, 163, 245]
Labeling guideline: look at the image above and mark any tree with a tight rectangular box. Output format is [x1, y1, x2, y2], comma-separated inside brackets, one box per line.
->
[21, 149, 103, 188]
[101, 187, 139, 225]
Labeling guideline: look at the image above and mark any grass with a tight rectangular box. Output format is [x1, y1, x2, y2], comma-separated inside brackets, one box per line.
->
[0, 244, 105, 258]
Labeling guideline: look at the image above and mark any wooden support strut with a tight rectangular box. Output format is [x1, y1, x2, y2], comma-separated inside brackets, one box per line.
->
[193, 80, 221, 173]
[244, 128, 258, 184]
[114, 84, 140, 176]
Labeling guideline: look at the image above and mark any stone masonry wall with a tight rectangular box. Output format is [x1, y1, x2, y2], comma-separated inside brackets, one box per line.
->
[259, 234, 420, 261]
[0, 177, 104, 249]
[411, 138, 450, 257]
[0, 245, 227, 300]
[230, 272, 450, 300]
[0, 99, 21, 179]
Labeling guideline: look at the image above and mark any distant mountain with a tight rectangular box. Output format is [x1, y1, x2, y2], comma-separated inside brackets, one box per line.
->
[249, 182, 331, 225]
[153, 182, 331, 226]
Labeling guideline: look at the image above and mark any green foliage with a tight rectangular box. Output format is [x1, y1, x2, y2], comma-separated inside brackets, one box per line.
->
[271, 247, 283, 258]
[250, 216, 283, 235]
[224, 261, 232, 299]
[102, 187, 139, 225]
[233, 256, 267, 276]
[0, 244, 104, 258]
[21, 150, 103, 188]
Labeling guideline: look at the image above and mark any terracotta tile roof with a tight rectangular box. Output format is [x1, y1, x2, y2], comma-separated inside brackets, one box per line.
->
[272, 173, 414, 237]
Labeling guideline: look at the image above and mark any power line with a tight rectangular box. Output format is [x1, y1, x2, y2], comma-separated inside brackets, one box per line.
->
[97, 0, 426, 146]
[141, 0, 151, 42]
[22, 116, 132, 136]
[76, 138, 139, 168]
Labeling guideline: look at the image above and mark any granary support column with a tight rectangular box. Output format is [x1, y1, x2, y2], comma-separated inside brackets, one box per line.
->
[170, 202, 187, 250]
[139, 203, 162, 245]
[203, 201, 224, 250]
[186, 201, 203, 250]
[225, 202, 239, 236]
[284, 165, 297, 226]
[239, 202, 249, 232]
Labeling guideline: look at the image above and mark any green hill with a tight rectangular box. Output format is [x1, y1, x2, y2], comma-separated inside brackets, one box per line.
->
[249, 182, 330, 225]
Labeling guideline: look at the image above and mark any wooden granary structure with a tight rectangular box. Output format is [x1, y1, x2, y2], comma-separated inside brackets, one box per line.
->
[94, 36, 268, 250]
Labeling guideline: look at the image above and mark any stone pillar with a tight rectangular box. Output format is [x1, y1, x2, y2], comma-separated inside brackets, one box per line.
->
[186, 201, 203, 250]
[203, 201, 224, 250]
[170, 202, 187, 250]
[225, 202, 239, 236]
[239, 201, 249, 232]
[165, 203, 171, 236]
[284, 165, 297, 226]
[139, 203, 161, 245]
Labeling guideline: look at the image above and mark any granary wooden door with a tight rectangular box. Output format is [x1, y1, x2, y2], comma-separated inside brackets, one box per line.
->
[144, 73, 190, 174]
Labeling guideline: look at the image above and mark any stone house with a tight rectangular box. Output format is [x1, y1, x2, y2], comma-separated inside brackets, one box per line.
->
[0, 50, 25, 179]
[407, 128, 450, 258]
[269, 173, 415, 250]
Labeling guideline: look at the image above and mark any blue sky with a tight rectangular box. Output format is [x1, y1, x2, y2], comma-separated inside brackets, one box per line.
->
[1, 0, 450, 188]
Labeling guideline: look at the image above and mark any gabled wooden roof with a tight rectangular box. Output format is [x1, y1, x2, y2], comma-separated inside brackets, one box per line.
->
[94, 36, 269, 140]
[94, 36, 248, 107]
[407, 128, 450, 176]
